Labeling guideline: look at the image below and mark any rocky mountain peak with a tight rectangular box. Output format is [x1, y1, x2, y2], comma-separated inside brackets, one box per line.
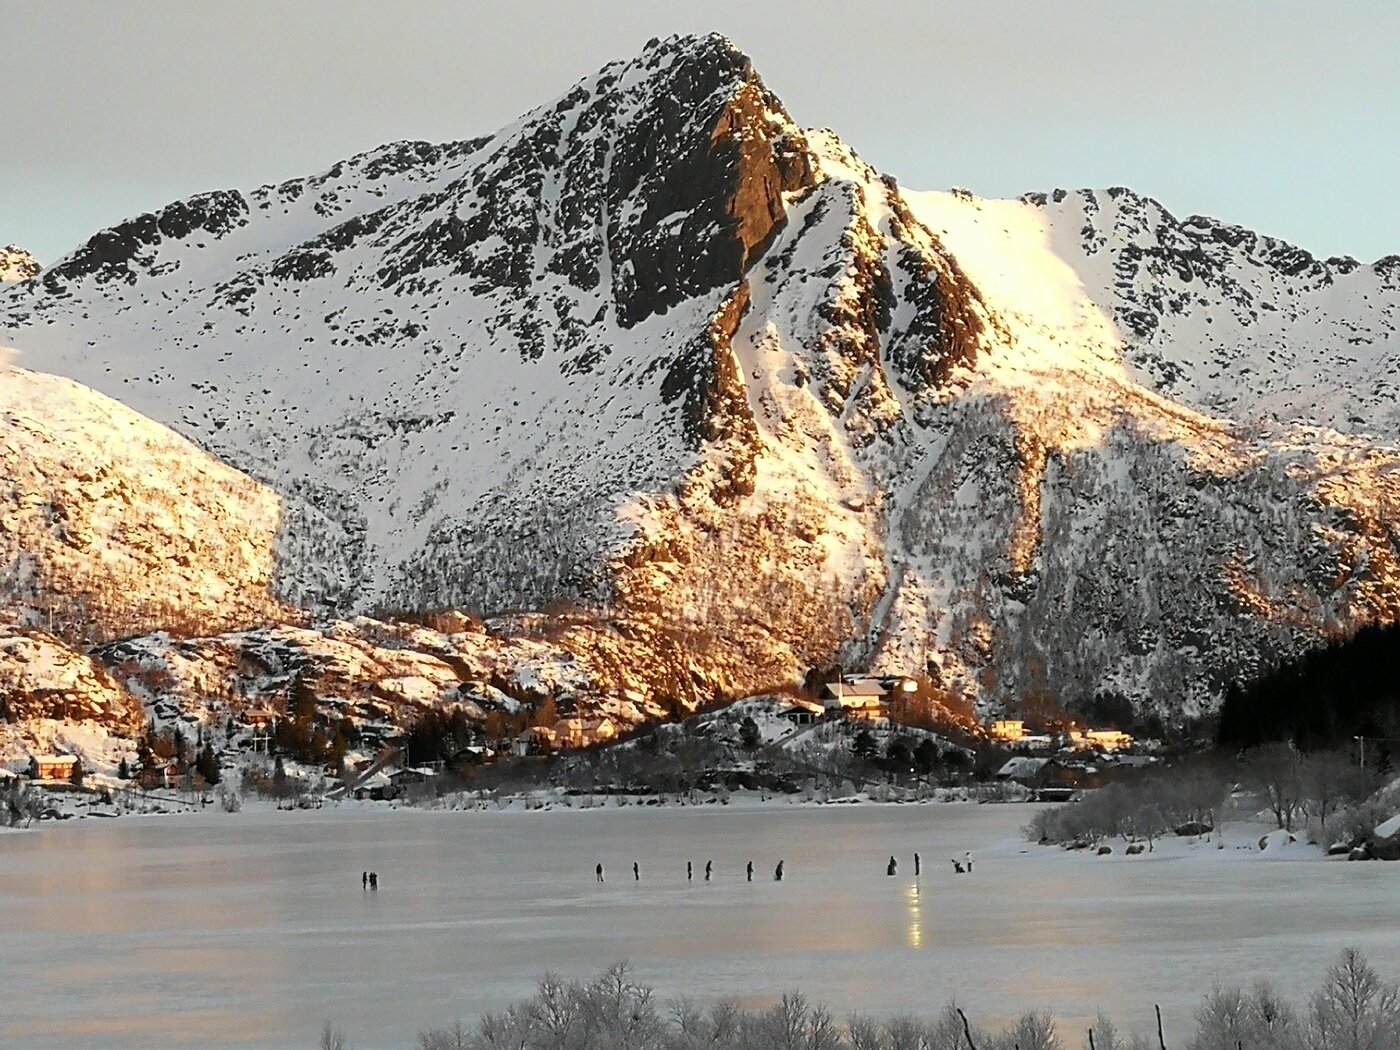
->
[4, 35, 1400, 731]
[0, 245, 38, 282]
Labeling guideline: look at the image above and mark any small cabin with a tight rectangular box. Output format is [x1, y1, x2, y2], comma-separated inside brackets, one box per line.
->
[512, 726, 556, 757]
[996, 757, 1085, 791]
[28, 754, 79, 782]
[138, 760, 184, 790]
[351, 772, 397, 801]
[553, 717, 587, 747]
[387, 767, 436, 789]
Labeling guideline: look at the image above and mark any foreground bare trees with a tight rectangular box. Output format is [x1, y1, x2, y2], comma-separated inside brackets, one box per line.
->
[339, 951, 1400, 1050]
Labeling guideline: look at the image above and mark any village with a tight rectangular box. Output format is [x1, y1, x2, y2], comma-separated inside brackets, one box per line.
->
[2, 670, 1165, 819]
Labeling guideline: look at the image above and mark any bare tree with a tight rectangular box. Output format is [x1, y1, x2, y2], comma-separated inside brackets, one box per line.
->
[1310, 947, 1400, 1050]
[1302, 749, 1375, 842]
[1245, 743, 1304, 831]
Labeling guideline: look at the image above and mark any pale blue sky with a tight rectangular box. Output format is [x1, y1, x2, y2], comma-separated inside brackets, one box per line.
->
[3, 0, 1397, 264]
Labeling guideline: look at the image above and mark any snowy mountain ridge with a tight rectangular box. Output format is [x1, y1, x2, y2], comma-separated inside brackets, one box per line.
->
[4, 33, 1400, 729]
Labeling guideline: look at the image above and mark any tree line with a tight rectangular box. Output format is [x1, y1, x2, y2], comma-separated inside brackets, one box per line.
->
[1218, 622, 1400, 764]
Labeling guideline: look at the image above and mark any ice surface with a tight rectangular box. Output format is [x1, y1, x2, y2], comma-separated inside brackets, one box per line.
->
[0, 804, 1395, 1048]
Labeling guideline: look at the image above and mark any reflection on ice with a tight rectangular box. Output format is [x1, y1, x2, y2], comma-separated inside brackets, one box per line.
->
[906, 880, 922, 950]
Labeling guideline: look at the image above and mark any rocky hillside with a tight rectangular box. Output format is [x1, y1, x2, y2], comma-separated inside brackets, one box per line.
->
[0, 365, 290, 640]
[3, 33, 1400, 729]
[0, 246, 38, 282]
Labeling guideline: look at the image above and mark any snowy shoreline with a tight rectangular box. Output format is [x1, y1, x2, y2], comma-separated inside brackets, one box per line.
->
[7, 786, 1336, 865]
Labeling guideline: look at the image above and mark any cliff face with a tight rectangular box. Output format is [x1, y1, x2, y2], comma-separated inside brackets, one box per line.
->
[0, 246, 38, 282]
[3, 33, 1400, 729]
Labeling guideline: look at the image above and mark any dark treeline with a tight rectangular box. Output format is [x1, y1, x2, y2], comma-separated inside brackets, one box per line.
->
[1218, 623, 1400, 761]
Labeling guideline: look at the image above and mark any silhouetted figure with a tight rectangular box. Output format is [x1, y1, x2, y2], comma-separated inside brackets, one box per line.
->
[369, 872, 378, 890]
[914, 853, 921, 876]
[746, 860, 754, 882]
[705, 860, 713, 882]
[774, 860, 784, 881]
[887, 855, 897, 876]
[965, 851, 974, 874]
[687, 861, 693, 881]
[633, 862, 640, 881]
[951, 859, 965, 874]
[596, 863, 604, 883]
[362, 871, 368, 889]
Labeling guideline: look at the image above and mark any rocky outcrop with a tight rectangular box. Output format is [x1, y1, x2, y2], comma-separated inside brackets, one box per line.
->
[0, 368, 290, 641]
[0, 246, 38, 282]
[0, 622, 143, 731]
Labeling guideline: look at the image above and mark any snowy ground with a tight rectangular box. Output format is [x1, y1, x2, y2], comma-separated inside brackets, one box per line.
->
[0, 803, 1394, 1048]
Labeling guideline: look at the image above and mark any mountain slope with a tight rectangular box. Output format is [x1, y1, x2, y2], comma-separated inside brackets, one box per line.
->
[4, 33, 1400, 719]
[0, 364, 289, 639]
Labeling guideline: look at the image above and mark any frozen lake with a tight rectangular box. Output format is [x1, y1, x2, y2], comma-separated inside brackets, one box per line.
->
[1, 802, 1395, 1048]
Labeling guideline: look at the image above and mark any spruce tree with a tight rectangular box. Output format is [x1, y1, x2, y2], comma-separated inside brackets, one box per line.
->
[196, 744, 221, 786]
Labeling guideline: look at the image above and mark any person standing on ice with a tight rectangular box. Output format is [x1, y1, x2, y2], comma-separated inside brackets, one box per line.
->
[687, 861, 693, 881]
[887, 855, 897, 876]
[774, 860, 784, 881]
[362, 871, 368, 889]
[914, 853, 921, 876]
[596, 863, 604, 883]
[746, 860, 753, 882]
[633, 862, 640, 881]
[965, 851, 974, 874]
[705, 860, 713, 881]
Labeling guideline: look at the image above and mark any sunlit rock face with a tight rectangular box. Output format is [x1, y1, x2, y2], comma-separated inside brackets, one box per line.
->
[0, 246, 39, 282]
[4, 33, 1400, 723]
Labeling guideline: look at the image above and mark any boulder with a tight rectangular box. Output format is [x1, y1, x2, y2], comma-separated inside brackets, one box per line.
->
[1327, 842, 1353, 857]
[1125, 842, 1146, 856]
[1258, 830, 1297, 851]
[1349, 845, 1373, 862]
[1174, 820, 1212, 837]
[1097, 845, 1113, 856]
[1368, 816, 1400, 861]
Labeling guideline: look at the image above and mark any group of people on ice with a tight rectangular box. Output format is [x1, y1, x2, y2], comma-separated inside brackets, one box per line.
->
[596, 859, 784, 882]
[887, 851, 974, 876]
[594, 851, 973, 884]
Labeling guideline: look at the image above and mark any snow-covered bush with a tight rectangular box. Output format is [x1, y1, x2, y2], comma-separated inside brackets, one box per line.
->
[1, 781, 43, 828]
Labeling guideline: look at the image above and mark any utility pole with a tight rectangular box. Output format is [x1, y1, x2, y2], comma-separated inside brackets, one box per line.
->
[1355, 735, 1366, 772]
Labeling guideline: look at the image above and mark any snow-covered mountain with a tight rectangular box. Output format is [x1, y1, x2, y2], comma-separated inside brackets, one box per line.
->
[4, 33, 1400, 723]
[0, 365, 290, 638]
[0, 246, 39, 283]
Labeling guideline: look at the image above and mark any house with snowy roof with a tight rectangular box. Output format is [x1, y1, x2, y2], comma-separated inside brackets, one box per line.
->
[822, 679, 890, 722]
[351, 772, 397, 801]
[28, 754, 79, 782]
[137, 759, 184, 790]
[995, 757, 1085, 791]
